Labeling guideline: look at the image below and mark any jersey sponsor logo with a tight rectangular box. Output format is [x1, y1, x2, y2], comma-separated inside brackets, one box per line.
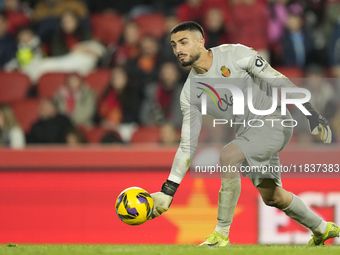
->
[218, 94, 233, 112]
[220, 66, 231, 77]
[197, 82, 233, 113]
[196, 82, 223, 106]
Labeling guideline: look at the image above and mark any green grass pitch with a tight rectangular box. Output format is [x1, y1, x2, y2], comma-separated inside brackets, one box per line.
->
[1, 244, 340, 255]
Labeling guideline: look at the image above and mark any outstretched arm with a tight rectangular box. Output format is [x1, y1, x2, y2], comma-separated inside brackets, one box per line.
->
[150, 89, 202, 218]
[233, 44, 303, 99]
[168, 95, 202, 184]
[233, 44, 332, 144]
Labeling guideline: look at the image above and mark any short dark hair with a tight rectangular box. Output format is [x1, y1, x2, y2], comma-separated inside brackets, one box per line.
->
[170, 21, 204, 38]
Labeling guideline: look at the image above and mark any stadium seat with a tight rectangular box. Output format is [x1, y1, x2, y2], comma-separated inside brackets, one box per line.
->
[85, 69, 111, 99]
[91, 13, 124, 46]
[37, 73, 66, 98]
[134, 13, 165, 39]
[0, 72, 31, 104]
[130, 126, 161, 143]
[11, 99, 40, 133]
[78, 126, 108, 143]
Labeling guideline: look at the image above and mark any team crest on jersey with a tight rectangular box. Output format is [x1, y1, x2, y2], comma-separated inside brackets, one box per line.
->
[220, 66, 231, 77]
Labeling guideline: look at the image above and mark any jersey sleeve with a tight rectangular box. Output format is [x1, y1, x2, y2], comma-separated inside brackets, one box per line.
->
[168, 85, 202, 184]
[233, 44, 305, 99]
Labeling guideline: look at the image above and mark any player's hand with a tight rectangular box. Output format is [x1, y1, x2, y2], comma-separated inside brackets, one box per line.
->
[149, 192, 173, 219]
[304, 102, 332, 144]
[149, 180, 179, 219]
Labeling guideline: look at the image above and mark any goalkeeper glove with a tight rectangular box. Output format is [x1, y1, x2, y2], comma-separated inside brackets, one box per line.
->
[303, 102, 332, 144]
[149, 180, 179, 219]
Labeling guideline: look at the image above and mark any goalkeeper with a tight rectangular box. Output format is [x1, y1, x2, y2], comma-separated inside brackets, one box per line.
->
[150, 21, 337, 246]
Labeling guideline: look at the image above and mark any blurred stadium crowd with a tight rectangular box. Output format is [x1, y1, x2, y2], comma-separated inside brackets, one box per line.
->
[1, 0, 340, 148]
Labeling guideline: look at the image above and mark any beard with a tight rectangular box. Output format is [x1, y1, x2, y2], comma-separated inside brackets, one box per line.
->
[178, 52, 201, 67]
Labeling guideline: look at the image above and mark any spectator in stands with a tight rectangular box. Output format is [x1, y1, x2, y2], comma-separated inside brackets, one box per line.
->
[151, 0, 183, 15]
[28, 98, 73, 144]
[0, 12, 16, 69]
[328, 22, 340, 76]
[54, 72, 96, 127]
[267, 0, 289, 45]
[158, 14, 191, 80]
[111, 21, 140, 66]
[159, 14, 179, 63]
[51, 10, 91, 56]
[98, 66, 140, 131]
[176, 0, 231, 25]
[0, 104, 25, 148]
[86, 0, 144, 15]
[4, 25, 44, 72]
[176, 0, 204, 23]
[291, 64, 336, 144]
[100, 131, 123, 144]
[159, 123, 179, 145]
[140, 62, 182, 128]
[33, 0, 90, 43]
[203, 7, 230, 49]
[281, 5, 315, 67]
[322, 0, 340, 43]
[1, 0, 31, 34]
[230, 0, 269, 61]
[304, 64, 336, 117]
[5, 25, 105, 83]
[267, 0, 289, 65]
[64, 127, 87, 146]
[33, 0, 88, 21]
[125, 34, 161, 86]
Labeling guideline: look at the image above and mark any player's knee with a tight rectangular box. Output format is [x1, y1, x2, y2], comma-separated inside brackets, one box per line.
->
[220, 148, 237, 166]
[219, 144, 245, 167]
[262, 195, 284, 208]
[262, 198, 279, 207]
[220, 150, 232, 165]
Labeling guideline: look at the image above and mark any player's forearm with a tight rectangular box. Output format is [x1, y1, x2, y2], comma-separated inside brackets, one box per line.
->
[169, 124, 200, 182]
[168, 126, 200, 184]
[168, 103, 201, 184]
[149, 136, 197, 219]
[168, 145, 193, 184]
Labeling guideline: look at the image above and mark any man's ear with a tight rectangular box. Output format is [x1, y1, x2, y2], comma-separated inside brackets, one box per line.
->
[198, 37, 205, 49]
